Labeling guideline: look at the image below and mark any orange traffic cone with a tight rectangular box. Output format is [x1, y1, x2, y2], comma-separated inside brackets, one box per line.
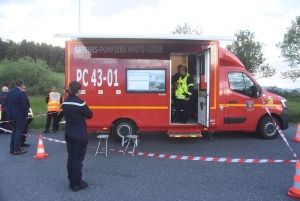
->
[34, 135, 49, 159]
[292, 124, 300, 142]
[288, 162, 300, 199]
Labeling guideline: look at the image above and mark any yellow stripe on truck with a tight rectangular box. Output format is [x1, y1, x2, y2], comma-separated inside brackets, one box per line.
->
[90, 106, 168, 109]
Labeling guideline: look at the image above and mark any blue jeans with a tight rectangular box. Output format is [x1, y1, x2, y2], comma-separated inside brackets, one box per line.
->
[10, 117, 27, 152]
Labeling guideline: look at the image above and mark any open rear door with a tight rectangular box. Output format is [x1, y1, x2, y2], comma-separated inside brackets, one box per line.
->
[196, 49, 211, 127]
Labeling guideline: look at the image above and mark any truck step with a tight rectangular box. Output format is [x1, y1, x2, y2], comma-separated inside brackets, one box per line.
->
[168, 133, 202, 138]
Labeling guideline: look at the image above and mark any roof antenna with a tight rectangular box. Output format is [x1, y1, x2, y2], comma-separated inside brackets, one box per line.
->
[78, 0, 82, 33]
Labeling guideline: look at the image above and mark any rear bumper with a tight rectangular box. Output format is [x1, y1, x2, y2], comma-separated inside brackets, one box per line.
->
[280, 108, 289, 130]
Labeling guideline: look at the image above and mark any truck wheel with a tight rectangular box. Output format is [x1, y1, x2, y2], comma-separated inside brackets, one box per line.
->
[112, 119, 137, 141]
[257, 116, 279, 139]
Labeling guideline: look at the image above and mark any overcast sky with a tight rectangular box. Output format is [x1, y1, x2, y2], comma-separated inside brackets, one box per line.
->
[0, 0, 299, 89]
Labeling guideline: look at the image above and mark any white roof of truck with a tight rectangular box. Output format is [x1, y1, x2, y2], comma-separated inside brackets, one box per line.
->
[53, 33, 237, 41]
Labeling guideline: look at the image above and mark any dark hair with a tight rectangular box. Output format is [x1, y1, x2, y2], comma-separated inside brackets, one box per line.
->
[177, 64, 183, 70]
[15, 79, 24, 87]
[66, 81, 81, 95]
[62, 87, 65, 89]
[180, 66, 187, 72]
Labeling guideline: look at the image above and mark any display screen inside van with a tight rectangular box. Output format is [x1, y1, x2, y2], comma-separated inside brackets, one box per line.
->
[126, 69, 166, 93]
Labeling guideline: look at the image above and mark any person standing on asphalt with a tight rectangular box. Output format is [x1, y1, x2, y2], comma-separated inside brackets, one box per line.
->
[0, 86, 9, 133]
[20, 89, 31, 147]
[43, 86, 62, 133]
[62, 81, 93, 192]
[53, 87, 66, 132]
[7, 80, 28, 154]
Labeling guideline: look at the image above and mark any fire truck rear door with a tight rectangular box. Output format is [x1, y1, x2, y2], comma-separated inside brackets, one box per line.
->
[196, 49, 210, 128]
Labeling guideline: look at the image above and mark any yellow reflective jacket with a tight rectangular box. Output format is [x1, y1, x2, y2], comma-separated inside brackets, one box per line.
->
[175, 73, 194, 99]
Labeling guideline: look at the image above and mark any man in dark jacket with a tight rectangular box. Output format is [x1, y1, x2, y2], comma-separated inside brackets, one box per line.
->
[0, 86, 9, 133]
[7, 80, 28, 154]
[62, 81, 93, 192]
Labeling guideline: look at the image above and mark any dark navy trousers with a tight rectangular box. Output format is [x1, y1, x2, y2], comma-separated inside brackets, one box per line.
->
[21, 122, 28, 143]
[66, 135, 88, 186]
[10, 117, 27, 151]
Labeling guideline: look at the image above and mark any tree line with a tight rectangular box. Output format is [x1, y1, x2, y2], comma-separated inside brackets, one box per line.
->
[0, 38, 64, 73]
[172, 16, 300, 82]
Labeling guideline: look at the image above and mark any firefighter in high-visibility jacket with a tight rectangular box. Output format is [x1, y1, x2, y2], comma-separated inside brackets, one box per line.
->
[43, 87, 62, 133]
[173, 66, 194, 124]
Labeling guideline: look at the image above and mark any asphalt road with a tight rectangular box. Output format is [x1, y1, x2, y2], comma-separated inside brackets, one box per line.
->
[1, 124, 300, 201]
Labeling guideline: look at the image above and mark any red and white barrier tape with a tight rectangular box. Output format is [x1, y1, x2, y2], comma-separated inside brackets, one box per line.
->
[0, 98, 298, 163]
[261, 96, 299, 161]
[0, 111, 58, 124]
[0, 129, 296, 163]
[0, 127, 12, 133]
[121, 151, 297, 163]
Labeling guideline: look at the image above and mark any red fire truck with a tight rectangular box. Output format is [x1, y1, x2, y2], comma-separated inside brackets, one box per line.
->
[55, 34, 289, 140]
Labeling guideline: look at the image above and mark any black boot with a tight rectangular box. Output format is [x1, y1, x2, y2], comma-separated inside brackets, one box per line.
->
[20, 142, 30, 147]
[70, 180, 88, 192]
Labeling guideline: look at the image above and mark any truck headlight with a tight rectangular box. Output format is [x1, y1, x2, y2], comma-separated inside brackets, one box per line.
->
[280, 99, 288, 109]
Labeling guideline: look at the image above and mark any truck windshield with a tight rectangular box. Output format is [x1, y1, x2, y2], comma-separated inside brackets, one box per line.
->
[228, 72, 255, 97]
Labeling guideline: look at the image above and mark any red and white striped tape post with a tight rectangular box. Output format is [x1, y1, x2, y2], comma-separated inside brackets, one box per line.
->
[261, 96, 299, 162]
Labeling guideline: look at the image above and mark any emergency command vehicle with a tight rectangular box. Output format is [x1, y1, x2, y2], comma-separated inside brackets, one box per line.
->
[54, 34, 289, 140]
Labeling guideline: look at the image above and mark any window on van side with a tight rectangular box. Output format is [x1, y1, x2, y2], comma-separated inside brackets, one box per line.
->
[228, 72, 255, 97]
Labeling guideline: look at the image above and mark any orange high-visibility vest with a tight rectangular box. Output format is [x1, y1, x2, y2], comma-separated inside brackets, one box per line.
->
[47, 92, 61, 112]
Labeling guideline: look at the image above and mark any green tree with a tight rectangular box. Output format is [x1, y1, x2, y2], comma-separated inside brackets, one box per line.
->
[55, 61, 64, 73]
[290, 89, 300, 97]
[226, 29, 276, 79]
[265, 86, 284, 96]
[0, 56, 64, 96]
[171, 22, 202, 35]
[0, 38, 10, 61]
[276, 16, 300, 81]
[18, 39, 27, 58]
[27, 41, 38, 61]
[5, 42, 19, 61]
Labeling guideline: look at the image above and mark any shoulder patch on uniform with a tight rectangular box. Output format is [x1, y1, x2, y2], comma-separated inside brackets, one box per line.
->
[62, 101, 86, 106]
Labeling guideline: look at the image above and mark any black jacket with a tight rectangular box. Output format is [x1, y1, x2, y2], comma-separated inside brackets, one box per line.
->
[172, 72, 180, 84]
[0, 92, 8, 112]
[185, 75, 194, 98]
[62, 95, 93, 142]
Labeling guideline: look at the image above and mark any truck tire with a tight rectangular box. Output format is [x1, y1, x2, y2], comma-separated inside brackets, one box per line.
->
[112, 119, 137, 141]
[257, 116, 279, 139]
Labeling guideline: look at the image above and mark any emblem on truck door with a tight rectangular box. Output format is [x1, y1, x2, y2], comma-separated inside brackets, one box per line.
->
[246, 101, 254, 111]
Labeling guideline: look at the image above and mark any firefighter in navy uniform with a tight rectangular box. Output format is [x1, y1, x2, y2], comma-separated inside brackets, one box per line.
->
[62, 81, 93, 192]
[173, 66, 194, 124]
[0, 86, 9, 133]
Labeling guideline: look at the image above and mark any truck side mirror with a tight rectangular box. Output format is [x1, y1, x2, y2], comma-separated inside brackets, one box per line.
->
[255, 85, 262, 98]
